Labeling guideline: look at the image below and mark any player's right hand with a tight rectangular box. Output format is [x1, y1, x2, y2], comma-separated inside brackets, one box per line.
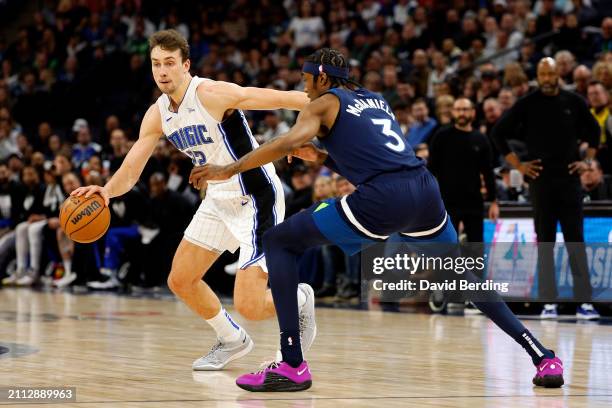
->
[288, 142, 324, 164]
[71, 185, 111, 206]
[518, 159, 542, 179]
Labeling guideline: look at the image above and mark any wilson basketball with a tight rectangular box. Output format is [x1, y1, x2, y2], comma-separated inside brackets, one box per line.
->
[60, 193, 111, 243]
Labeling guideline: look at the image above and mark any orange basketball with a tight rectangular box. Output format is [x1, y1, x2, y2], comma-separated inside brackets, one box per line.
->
[60, 193, 111, 243]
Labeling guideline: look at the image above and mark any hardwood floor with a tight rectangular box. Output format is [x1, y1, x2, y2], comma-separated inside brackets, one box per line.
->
[0, 288, 611, 407]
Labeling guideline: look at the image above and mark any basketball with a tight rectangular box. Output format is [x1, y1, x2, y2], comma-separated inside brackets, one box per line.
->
[60, 193, 110, 243]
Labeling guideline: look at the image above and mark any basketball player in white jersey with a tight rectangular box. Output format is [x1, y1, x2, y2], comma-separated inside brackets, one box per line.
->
[72, 29, 316, 370]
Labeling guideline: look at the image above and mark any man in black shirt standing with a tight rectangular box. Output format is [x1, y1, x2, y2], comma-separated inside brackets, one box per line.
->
[491, 58, 601, 320]
[429, 97, 499, 314]
[430, 97, 499, 247]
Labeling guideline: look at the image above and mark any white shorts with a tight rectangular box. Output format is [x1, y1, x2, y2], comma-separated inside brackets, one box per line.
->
[184, 175, 285, 272]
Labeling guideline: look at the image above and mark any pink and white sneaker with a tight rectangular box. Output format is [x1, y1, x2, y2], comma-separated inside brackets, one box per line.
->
[533, 356, 564, 388]
[236, 361, 312, 392]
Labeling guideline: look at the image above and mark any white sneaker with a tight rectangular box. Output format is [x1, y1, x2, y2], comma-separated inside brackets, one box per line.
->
[576, 303, 600, 320]
[224, 260, 239, 276]
[192, 329, 254, 371]
[15, 274, 36, 286]
[540, 304, 558, 319]
[87, 276, 120, 290]
[2, 273, 20, 286]
[298, 283, 317, 354]
[53, 272, 77, 288]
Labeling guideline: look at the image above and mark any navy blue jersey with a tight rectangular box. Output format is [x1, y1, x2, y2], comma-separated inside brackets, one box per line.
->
[319, 87, 423, 186]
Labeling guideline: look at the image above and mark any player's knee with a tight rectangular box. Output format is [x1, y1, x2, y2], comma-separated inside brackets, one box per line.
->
[167, 267, 193, 297]
[262, 226, 288, 253]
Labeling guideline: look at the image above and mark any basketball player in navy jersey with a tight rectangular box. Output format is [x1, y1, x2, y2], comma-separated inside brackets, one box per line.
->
[191, 48, 564, 392]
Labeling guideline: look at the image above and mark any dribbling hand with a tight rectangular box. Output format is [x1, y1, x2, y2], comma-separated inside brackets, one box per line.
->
[71, 185, 110, 206]
[189, 164, 235, 189]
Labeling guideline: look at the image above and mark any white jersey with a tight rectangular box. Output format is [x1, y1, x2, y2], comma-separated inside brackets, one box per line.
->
[156, 76, 277, 199]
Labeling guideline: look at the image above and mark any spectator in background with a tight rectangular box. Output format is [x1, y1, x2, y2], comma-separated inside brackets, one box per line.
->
[587, 81, 612, 174]
[482, 97, 504, 166]
[87, 180, 149, 290]
[260, 111, 290, 143]
[570, 65, 592, 99]
[555, 50, 576, 87]
[492, 58, 600, 320]
[407, 98, 437, 146]
[498, 87, 516, 112]
[45, 134, 63, 160]
[592, 17, 612, 56]
[0, 163, 17, 278]
[581, 160, 612, 201]
[107, 128, 129, 172]
[409, 49, 430, 98]
[287, 1, 325, 55]
[285, 164, 313, 217]
[334, 174, 355, 197]
[133, 172, 193, 290]
[52, 172, 81, 288]
[429, 97, 498, 313]
[14, 165, 64, 286]
[592, 60, 612, 92]
[427, 51, 453, 98]
[5, 166, 45, 285]
[435, 94, 455, 126]
[51, 152, 71, 175]
[72, 120, 101, 169]
[429, 97, 499, 246]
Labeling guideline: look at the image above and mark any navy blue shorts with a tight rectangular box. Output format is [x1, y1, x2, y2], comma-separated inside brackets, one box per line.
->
[311, 167, 455, 255]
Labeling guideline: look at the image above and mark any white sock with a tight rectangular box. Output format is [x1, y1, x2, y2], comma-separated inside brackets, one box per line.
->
[63, 260, 72, 275]
[297, 286, 307, 310]
[206, 308, 241, 343]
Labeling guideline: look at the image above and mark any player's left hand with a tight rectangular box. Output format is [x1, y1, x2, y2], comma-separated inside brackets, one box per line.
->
[568, 160, 592, 175]
[189, 164, 235, 188]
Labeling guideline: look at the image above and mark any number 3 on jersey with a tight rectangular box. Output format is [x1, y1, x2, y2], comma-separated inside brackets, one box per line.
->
[371, 118, 405, 152]
[187, 150, 206, 166]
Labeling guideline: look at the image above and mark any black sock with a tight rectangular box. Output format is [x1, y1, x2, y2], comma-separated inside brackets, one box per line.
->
[281, 330, 303, 368]
[518, 330, 555, 365]
[263, 209, 332, 370]
[465, 271, 554, 365]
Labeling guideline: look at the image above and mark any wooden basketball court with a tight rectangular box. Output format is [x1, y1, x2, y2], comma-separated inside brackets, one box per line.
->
[1, 288, 611, 407]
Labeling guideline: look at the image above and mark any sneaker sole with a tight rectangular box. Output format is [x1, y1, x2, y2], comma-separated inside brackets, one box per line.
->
[576, 314, 600, 320]
[193, 336, 254, 371]
[533, 374, 564, 388]
[236, 373, 312, 392]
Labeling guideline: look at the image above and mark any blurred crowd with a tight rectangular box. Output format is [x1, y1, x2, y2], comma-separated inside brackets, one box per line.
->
[0, 0, 611, 298]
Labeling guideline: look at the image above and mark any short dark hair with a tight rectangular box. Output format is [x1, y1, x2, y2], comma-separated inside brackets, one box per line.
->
[149, 29, 190, 62]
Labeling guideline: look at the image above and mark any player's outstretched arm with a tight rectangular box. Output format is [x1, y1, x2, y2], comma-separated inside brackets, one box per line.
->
[72, 105, 162, 205]
[197, 80, 309, 118]
[189, 94, 337, 186]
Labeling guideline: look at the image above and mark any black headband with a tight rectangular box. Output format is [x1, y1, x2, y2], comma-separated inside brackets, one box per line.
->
[302, 61, 349, 79]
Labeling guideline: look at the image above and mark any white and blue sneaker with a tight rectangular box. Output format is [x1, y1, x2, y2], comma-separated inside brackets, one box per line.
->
[576, 303, 600, 320]
[540, 304, 558, 319]
[192, 329, 254, 371]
